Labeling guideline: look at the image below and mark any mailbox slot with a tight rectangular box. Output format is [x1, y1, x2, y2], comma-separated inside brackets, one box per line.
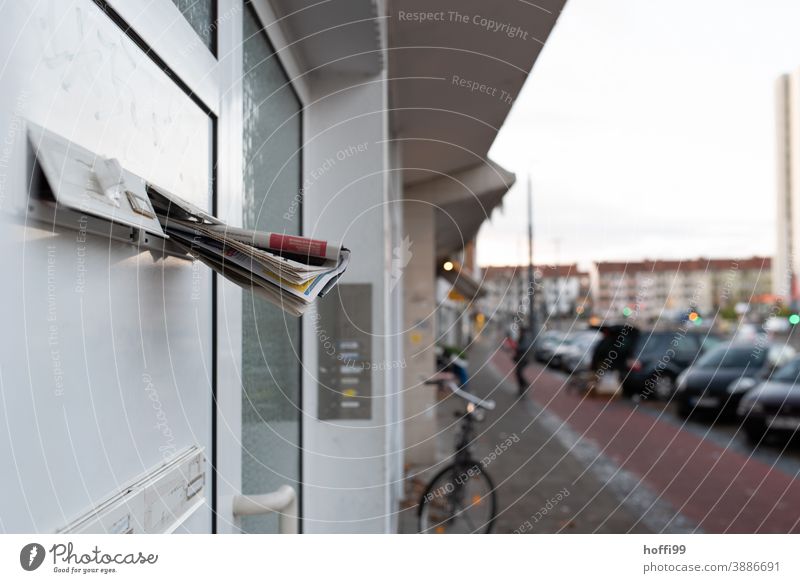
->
[58, 446, 207, 534]
[26, 122, 194, 260]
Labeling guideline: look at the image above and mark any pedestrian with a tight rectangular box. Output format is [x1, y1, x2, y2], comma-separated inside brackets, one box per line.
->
[503, 329, 518, 354]
[513, 326, 531, 396]
[590, 324, 639, 396]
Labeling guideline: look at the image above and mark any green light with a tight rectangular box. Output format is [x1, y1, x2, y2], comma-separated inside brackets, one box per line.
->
[694, 317, 703, 326]
[622, 307, 632, 317]
[789, 314, 800, 325]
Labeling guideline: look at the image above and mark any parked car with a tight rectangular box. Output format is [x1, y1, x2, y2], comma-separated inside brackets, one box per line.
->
[563, 332, 601, 373]
[674, 341, 796, 418]
[738, 357, 800, 444]
[764, 316, 791, 334]
[549, 332, 589, 370]
[621, 329, 721, 400]
[533, 330, 566, 363]
[553, 331, 599, 372]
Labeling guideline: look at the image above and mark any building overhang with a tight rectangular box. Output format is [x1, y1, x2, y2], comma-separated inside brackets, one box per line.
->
[389, 0, 566, 185]
[439, 260, 486, 301]
[265, 0, 383, 79]
[405, 160, 516, 258]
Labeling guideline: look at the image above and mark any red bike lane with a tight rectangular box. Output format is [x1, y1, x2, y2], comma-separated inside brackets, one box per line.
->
[491, 350, 800, 533]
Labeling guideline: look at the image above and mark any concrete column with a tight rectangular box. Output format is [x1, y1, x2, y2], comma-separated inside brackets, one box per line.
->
[401, 201, 438, 466]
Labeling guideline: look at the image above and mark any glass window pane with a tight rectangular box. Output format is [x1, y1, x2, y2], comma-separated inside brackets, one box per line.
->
[170, 0, 215, 52]
[240, 2, 303, 534]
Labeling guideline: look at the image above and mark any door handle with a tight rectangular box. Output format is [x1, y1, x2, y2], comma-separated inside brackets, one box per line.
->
[232, 485, 298, 534]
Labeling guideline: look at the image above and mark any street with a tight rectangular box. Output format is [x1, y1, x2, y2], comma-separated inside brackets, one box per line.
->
[486, 335, 800, 533]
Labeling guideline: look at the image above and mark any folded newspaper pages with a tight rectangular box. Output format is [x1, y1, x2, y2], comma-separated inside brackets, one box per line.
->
[147, 185, 350, 316]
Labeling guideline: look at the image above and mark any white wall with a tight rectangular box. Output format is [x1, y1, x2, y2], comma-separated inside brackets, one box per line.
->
[301, 72, 398, 532]
[401, 203, 438, 466]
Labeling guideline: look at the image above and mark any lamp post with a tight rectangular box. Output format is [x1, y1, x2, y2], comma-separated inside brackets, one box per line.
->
[527, 174, 537, 334]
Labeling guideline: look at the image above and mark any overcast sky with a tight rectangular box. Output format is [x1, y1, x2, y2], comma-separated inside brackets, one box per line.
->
[478, 0, 800, 269]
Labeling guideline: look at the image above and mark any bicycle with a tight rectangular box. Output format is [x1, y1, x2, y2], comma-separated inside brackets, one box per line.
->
[417, 373, 498, 533]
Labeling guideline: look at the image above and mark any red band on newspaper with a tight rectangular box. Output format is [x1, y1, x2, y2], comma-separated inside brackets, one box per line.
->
[268, 234, 328, 259]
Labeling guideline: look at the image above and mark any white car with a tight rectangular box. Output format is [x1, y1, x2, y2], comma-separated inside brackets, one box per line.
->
[556, 331, 600, 372]
[764, 316, 790, 333]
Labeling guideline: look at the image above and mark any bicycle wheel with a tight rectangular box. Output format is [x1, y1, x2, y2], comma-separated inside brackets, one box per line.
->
[417, 461, 497, 533]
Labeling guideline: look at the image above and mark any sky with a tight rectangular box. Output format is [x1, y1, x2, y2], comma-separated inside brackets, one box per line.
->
[478, 0, 800, 269]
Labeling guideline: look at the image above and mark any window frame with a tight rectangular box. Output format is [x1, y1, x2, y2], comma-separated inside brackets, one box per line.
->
[240, 0, 306, 533]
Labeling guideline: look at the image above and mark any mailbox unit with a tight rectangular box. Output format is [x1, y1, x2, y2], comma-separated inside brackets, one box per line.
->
[0, 0, 403, 534]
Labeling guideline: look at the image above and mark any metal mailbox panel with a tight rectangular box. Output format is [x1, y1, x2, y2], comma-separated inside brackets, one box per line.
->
[317, 284, 373, 420]
[0, 0, 213, 533]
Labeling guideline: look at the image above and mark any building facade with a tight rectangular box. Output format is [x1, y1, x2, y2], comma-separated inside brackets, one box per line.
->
[481, 264, 592, 331]
[775, 72, 798, 303]
[591, 257, 773, 323]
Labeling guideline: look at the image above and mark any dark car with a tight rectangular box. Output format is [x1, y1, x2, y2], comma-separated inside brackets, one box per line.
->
[674, 341, 796, 419]
[738, 357, 800, 444]
[621, 329, 720, 400]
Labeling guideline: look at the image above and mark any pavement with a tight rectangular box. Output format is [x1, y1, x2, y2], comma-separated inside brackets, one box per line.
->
[399, 332, 800, 533]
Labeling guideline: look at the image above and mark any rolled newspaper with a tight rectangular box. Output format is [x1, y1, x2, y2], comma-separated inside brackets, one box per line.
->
[206, 225, 341, 262]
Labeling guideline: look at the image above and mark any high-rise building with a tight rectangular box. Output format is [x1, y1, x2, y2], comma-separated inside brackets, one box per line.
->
[775, 72, 799, 302]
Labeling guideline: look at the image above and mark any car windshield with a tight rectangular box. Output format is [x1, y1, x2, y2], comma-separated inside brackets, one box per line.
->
[696, 345, 767, 369]
[575, 334, 598, 348]
[772, 358, 800, 383]
[540, 332, 564, 345]
[700, 334, 723, 350]
[633, 333, 671, 358]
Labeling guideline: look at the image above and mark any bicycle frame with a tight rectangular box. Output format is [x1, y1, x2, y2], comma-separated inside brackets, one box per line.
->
[454, 410, 477, 465]
[418, 377, 499, 533]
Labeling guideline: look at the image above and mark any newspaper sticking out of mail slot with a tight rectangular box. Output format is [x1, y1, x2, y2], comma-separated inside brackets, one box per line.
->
[147, 185, 350, 316]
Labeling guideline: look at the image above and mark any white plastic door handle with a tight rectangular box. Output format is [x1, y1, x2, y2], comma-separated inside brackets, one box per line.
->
[232, 485, 298, 534]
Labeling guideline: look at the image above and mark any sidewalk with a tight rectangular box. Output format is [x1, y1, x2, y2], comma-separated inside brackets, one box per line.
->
[492, 341, 800, 534]
[400, 333, 671, 533]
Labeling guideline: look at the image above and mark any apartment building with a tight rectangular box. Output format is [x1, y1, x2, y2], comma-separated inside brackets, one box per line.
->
[775, 72, 799, 302]
[481, 263, 592, 330]
[591, 257, 773, 323]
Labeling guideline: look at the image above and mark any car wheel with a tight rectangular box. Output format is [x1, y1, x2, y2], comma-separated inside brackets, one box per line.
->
[676, 400, 691, 419]
[620, 382, 635, 399]
[745, 425, 767, 446]
[653, 375, 675, 400]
